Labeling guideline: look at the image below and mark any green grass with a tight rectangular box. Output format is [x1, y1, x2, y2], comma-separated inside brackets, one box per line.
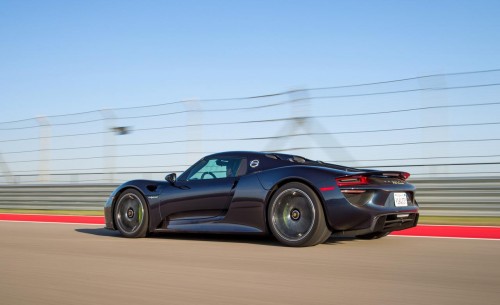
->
[1, 209, 499, 226]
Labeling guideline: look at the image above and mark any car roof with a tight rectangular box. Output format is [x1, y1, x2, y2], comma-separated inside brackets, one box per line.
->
[203, 151, 363, 172]
[204, 151, 306, 161]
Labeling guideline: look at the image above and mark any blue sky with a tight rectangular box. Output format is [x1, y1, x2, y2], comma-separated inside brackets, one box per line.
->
[1, 0, 499, 119]
[1, 0, 500, 182]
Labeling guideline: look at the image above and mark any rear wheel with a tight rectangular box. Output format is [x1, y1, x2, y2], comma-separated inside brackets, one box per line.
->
[268, 182, 331, 247]
[114, 189, 149, 238]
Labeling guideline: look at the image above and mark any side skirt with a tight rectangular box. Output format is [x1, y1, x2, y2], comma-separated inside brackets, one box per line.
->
[154, 215, 265, 234]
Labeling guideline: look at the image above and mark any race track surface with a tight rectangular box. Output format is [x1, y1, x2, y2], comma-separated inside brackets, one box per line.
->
[1, 222, 499, 305]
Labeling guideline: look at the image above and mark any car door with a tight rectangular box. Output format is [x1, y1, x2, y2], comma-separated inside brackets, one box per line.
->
[158, 157, 245, 220]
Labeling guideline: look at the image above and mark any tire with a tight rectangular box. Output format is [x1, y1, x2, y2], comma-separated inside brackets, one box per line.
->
[357, 231, 390, 240]
[268, 182, 331, 247]
[114, 189, 149, 238]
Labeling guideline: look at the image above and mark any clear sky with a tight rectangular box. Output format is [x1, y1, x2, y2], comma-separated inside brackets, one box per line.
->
[1, 0, 500, 182]
[1, 0, 499, 119]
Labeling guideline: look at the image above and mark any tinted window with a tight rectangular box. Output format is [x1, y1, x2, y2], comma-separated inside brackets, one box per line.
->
[186, 157, 243, 181]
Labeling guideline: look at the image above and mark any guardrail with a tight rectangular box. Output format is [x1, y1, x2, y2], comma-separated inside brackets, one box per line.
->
[0, 184, 117, 210]
[0, 178, 499, 216]
[411, 178, 500, 216]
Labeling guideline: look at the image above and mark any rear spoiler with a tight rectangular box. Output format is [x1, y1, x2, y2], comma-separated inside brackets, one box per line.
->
[347, 170, 410, 180]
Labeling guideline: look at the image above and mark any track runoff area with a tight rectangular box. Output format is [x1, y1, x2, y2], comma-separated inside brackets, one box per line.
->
[1, 213, 500, 240]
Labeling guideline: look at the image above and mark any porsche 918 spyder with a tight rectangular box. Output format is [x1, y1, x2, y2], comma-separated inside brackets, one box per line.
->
[104, 151, 419, 246]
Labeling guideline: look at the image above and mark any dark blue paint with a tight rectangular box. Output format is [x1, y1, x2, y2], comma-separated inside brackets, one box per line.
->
[104, 151, 419, 236]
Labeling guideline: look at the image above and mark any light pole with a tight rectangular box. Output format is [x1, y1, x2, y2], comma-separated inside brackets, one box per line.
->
[0, 152, 14, 184]
[265, 89, 353, 164]
[101, 109, 130, 183]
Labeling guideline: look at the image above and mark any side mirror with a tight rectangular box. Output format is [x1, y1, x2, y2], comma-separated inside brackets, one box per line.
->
[165, 173, 177, 184]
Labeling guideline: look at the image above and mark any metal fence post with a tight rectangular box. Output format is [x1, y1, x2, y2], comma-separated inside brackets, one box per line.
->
[101, 109, 116, 183]
[0, 152, 14, 184]
[419, 75, 450, 175]
[36, 116, 51, 182]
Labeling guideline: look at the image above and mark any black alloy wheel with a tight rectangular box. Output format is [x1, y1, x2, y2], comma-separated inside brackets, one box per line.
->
[268, 182, 331, 247]
[114, 189, 149, 238]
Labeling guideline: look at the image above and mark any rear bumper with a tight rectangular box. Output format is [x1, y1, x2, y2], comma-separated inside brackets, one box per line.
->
[320, 184, 419, 234]
[374, 213, 419, 232]
[331, 212, 419, 237]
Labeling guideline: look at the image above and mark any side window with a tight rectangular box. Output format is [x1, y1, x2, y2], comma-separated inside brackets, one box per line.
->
[186, 158, 243, 181]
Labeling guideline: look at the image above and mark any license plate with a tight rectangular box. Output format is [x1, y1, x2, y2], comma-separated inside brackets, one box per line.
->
[394, 193, 408, 207]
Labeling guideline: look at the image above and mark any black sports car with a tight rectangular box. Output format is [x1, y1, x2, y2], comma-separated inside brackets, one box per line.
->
[104, 151, 418, 246]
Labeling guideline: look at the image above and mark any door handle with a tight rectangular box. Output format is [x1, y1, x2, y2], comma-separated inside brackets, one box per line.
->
[231, 180, 239, 189]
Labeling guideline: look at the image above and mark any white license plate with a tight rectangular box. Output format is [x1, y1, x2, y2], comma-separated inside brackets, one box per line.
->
[394, 193, 408, 207]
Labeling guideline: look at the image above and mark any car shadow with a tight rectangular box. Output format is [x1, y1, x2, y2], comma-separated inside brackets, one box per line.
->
[75, 227, 354, 247]
[152, 234, 352, 247]
[75, 227, 283, 246]
[153, 232, 284, 247]
[75, 227, 121, 237]
[323, 236, 357, 244]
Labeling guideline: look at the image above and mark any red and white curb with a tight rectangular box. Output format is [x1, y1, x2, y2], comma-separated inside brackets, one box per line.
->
[0, 213, 104, 225]
[1, 213, 500, 240]
[390, 224, 500, 240]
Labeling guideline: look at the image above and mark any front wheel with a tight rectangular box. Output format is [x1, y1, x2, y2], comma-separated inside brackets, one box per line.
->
[114, 189, 149, 238]
[268, 182, 331, 247]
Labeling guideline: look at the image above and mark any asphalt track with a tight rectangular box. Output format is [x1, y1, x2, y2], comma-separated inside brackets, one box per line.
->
[1, 221, 499, 305]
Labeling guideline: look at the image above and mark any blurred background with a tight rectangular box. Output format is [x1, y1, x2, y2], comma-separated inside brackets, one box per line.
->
[1, 0, 500, 218]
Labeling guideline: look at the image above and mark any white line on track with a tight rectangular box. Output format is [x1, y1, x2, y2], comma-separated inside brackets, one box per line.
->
[389, 235, 500, 241]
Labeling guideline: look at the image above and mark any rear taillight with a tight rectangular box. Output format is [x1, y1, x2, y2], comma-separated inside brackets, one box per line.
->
[335, 175, 369, 187]
[401, 172, 410, 180]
